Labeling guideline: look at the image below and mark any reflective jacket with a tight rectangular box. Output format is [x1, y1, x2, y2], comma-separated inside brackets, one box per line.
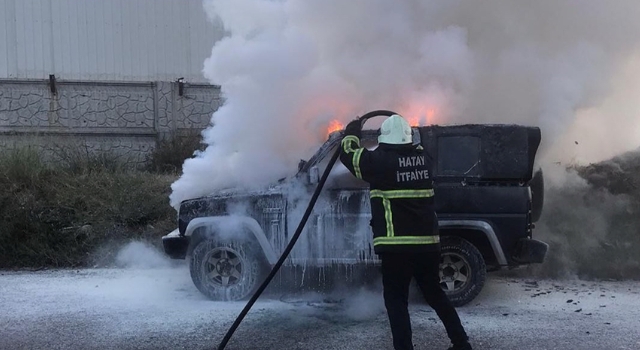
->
[339, 133, 440, 254]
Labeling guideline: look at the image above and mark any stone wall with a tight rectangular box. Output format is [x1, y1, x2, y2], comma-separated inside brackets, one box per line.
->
[0, 79, 221, 166]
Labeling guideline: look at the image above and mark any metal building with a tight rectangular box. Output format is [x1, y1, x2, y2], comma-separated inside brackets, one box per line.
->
[0, 0, 224, 83]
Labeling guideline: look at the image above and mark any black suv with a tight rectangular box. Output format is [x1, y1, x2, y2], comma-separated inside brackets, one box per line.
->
[163, 122, 548, 306]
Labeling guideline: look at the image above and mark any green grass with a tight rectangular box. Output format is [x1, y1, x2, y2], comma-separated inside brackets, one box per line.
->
[147, 130, 205, 173]
[0, 146, 178, 268]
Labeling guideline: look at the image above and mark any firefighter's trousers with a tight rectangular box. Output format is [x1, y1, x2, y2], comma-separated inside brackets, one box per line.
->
[380, 252, 469, 350]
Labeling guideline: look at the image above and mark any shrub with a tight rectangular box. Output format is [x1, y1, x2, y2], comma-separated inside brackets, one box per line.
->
[147, 130, 205, 173]
[0, 146, 49, 186]
[0, 147, 177, 268]
[511, 152, 640, 280]
[52, 144, 130, 174]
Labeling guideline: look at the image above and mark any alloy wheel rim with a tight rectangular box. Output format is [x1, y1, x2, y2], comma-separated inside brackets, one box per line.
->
[203, 247, 244, 287]
[439, 252, 471, 292]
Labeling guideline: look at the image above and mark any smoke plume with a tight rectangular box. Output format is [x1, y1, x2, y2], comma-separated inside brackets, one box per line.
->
[170, 0, 640, 207]
[168, 1, 640, 279]
[115, 241, 173, 269]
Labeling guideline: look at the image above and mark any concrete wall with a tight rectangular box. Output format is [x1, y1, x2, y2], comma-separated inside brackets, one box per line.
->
[0, 79, 221, 166]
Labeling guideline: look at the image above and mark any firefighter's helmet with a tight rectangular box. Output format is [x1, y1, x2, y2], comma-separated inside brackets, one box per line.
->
[378, 114, 412, 144]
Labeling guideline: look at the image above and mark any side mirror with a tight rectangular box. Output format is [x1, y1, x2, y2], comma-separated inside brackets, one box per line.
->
[309, 166, 320, 184]
[298, 159, 307, 172]
[411, 127, 422, 146]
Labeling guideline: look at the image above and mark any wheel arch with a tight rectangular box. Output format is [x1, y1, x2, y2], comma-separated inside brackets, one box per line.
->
[184, 216, 278, 265]
[439, 220, 507, 268]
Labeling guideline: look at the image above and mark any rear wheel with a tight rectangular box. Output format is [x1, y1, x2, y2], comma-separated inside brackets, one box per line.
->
[189, 239, 265, 301]
[439, 237, 486, 307]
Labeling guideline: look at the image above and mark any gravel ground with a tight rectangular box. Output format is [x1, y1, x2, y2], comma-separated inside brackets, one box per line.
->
[1, 265, 640, 350]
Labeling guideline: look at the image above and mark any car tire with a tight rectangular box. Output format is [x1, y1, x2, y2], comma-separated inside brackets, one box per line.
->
[189, 239, 265, 301]
[439, 236, 486, 307]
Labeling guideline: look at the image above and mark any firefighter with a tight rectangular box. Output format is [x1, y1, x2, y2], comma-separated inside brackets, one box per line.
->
[339, 114, 472, 350]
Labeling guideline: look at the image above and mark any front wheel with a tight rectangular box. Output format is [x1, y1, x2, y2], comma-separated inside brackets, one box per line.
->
[189, 239, 265, 301]
[439, 237, 486, 307]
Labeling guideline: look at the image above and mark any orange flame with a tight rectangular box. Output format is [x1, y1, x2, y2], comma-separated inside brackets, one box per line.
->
[405, 108, 437, 127]
[407, 116, 421, 127]
[324, 108, 436, 138]
[327, 119, 344, 135]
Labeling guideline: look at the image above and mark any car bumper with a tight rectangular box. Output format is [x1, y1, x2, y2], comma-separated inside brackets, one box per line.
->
[512, 238, 549, 264]
[162, 229, 190, 260]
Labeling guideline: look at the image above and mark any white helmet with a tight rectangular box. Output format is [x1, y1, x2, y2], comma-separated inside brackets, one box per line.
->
[378, 114, 412, 144]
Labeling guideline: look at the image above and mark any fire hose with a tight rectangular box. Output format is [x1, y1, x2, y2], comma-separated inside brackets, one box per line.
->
[216, 110, 397, 350]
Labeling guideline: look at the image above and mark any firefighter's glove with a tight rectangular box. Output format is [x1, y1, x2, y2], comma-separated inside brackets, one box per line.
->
[344, 119, 362, 139]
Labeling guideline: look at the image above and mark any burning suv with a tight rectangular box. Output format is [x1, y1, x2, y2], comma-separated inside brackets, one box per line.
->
[162, 123, 548, 306]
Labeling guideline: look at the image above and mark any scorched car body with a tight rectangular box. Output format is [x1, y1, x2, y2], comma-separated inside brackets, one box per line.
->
[162, 124, 548, 306]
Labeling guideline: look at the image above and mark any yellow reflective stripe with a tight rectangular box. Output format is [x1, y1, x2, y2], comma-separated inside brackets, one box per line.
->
[353, 148, 364, 179]
[382, 198, 394, 237]
[371, 189, 433, 238]
[341, 135, 360, 154]
[373, 235, 440, 246]
[370, 189, 434, 199]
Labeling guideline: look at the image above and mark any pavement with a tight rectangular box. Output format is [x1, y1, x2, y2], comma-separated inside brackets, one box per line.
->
[1, 264, 640, 350]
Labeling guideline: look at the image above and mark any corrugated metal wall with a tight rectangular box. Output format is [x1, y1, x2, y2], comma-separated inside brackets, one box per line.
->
[0, 0, 223, 82]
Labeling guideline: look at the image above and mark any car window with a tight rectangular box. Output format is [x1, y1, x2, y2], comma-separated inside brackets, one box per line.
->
[437, 136, 481, 177]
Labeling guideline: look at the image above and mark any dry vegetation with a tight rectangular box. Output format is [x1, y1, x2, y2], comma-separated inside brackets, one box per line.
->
[1, 133, 638, 280]
[526, 149, 640, 280]
[0, 133, 203, 268]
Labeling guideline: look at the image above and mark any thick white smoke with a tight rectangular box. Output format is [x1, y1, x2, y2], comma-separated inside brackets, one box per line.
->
[170, 0, 640, 208]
